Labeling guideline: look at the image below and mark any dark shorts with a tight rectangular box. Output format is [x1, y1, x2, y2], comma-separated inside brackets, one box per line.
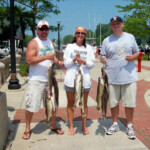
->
[64, 85, 91, 93]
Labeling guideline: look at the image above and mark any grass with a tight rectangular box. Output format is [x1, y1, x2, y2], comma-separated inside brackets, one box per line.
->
[142, 54, 149, 60]
[19, 63, 29, 76]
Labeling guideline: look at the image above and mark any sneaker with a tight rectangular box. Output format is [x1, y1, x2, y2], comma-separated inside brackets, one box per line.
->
[126, 126, 136, 139]
[106, 124, 119, 135]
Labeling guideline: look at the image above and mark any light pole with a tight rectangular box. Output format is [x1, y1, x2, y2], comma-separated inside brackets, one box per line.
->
[8, 0, 21, 89]
[57, 20, 60, 51]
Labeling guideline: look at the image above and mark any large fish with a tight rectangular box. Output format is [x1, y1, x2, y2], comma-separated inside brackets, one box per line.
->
[101, 67, 109, 119]
[96, 67, 109, 119]
[96, 76, 104, 112]
[44, 63, 59, 125]
[74, 66, 86, 117]
[74, 68, 83, 107]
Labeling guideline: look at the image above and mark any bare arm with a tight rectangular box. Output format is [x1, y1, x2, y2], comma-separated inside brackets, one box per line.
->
[125, 53, 138, 61]
[26, 39, 54, 65]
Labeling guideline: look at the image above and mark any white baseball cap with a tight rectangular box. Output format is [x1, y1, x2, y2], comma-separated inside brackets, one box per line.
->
[37, 20, 49, 28]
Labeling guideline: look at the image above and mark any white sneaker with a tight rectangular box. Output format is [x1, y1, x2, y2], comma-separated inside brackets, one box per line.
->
[126, 126, 136, 139]
[106, 124, 119, 135]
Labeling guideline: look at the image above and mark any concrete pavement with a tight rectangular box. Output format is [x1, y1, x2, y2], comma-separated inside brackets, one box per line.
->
[1, 58, 150, 150]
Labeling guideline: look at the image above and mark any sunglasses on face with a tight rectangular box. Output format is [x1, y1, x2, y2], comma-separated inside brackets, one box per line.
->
[38, 28, 49, 31]
[76, 32, 86, 35]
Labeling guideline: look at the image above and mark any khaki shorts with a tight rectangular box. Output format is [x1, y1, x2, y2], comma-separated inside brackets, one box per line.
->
[109, 82, 137, 108]
[25, 80, 47, 113]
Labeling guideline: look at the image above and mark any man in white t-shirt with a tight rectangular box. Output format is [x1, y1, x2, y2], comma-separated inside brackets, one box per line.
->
[100, 16, 139, 139]
[22, 20, 64, 140]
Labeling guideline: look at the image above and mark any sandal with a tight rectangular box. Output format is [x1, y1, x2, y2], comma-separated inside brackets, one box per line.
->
[51, 128, 64, 135]
[83, 128, 90, 135]
[68, 129, 75, 135]
[22, 131, 32, 140]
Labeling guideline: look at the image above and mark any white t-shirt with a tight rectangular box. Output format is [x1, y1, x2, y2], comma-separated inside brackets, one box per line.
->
[92, 46, 97, 53]
[100, 32, 139, 84]
[29, 37, 54, 82]
[63, 43, 95, 88]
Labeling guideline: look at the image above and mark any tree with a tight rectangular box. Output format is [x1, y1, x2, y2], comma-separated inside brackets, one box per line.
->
[0, 0, 61, 38]
[86, 30, 95, 38]
[116, 0, 150, 43]
[16, 0, 61, 38]
[63, 35, 74, 44]
[0, 3, 33, 50]
[95, 24, 112, 45]
[24, 35, 32, 47]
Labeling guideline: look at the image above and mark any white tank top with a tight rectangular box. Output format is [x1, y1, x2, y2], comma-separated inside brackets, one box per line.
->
[29, 37, 54, 82]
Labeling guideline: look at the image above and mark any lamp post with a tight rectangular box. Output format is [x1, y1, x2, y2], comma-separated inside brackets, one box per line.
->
[57, 20, 60, 51]
[8, 0, 21, 89]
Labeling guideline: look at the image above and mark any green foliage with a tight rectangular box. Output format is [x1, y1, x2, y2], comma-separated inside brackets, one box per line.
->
[24, 35, 33, 47]
[86, 30, 95, 38]
[63, 35, 74, 44]
[142, 54, 149, 60]
[115, 0, 150, 45]
[18, 0, 62, 37]
[19, 63, 29, 76]
[123, 17, 148, 38]
[0, 0, 62, 39]
[95, 24, 112, 45]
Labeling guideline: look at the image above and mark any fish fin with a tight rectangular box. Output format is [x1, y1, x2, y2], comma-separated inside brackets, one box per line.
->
[102, 116, 106, 120]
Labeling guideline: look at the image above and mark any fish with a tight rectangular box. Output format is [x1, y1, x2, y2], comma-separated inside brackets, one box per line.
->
[74, 68, 83, 108]
[44, 63, 59, 126]
[74, 66, 86, 117]
[80, 87, 86, 117]
[101, 67, 109, 119]
[96, 76, 104, 112]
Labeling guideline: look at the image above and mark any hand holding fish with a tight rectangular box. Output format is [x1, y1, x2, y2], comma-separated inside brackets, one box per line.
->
[45, 52, 55, 60]
[77, 58, 86, 65]
[72, 52, 80, 63]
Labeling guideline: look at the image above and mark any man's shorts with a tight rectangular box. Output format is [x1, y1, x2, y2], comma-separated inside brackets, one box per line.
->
[109, 82, 137, 108]
[64, 84, 91, 92]
[25, 80, 47, 113]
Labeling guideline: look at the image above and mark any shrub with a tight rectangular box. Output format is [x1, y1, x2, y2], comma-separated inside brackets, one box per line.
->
[19, 63, 29, 76]
[142, 54, 149, 60]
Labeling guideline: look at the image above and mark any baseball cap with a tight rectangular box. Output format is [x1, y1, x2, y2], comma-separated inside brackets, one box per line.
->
[75, 26, 87, 34]
[37, 20, 49, 28]
[110, 16, 123, 23]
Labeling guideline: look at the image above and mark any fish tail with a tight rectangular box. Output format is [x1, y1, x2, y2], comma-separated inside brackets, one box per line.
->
[96, 106, 100, 112]
[102, 115, 106, 120]
[82, 111, 86, 117]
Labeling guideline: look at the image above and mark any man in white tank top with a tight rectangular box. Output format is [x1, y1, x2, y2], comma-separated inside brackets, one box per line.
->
[22, 20, 64, 140]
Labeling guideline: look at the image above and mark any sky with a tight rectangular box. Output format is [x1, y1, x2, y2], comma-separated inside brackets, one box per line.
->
[38, 0, 131, 39]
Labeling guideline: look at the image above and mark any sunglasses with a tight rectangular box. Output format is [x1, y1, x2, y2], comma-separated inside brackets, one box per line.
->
[76, 32, 86, 35]
[38, 28, 49, 31]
